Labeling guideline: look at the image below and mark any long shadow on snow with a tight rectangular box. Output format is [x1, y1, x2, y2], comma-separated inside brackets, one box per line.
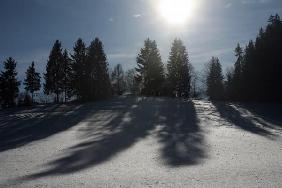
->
[23, 97, 207, 180]
[238, 103, 282, 129]
[0, 98, 128, 153]
[24, 97, 159, 178]
[213, 102, 275, 137]
[156, 99, 206, 166]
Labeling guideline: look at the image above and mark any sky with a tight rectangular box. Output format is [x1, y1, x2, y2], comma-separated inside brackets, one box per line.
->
[0, 0, 281, 83]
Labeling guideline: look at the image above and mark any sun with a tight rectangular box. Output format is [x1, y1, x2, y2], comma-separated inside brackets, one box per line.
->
[158, 0, 195, 25]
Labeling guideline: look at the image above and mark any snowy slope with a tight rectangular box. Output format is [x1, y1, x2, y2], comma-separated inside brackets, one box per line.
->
[0, 97, 281, 187]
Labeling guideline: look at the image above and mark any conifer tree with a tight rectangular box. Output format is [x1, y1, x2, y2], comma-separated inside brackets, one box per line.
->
[71, 38, 87, 101]
[206, 57, 224, 100]
[190, 65, 199, 98]
[0, 57, 20, 107]
[227, 14, 282, 102]
[259, 14, 282, 101]
[62, 49, 72, 102]
[232, 43, 243, 100]
[44, 40, 64, 103]
[24, 62, 41, 103]
[111, 64, 126, 95]
[167, 39, 191, 97]
[224, 67, 234, 100]
[125, 69, 138, 95]
[241, 40, 255, 100]
[87, 38, 112, 100]
[135, 38, 165, 96]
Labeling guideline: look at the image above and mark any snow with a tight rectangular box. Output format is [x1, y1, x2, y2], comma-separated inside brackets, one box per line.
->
[0, 97, 281, 187]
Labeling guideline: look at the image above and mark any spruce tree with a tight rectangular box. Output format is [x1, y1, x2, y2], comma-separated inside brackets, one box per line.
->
[62, 49, 72, 103]
[232, 43, 243, 100]
[0, 57, 20, 107]
[111, 64, 126, 95]
[167, 39, 191, 98]
[259, 14, 282, 101]
[71, 38, 87, 101]
[206, 57, 224, 100]
[87, 38, 112, 100]
[135, 39, 151, 94]
[125, 69, 138, 95]
[24, 61, 41, 103]
[44, 40, 64, 103]
[224, 67, 234, 101]
[241, 40, 256, 100]
[190, 64, 199, 98]
[135, 38, 165, 96]
[229, 14, 282, 102]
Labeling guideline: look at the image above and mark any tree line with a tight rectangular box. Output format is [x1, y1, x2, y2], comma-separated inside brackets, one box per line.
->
[44, 38, 112, 103]
[0, 14, 281, 107]
[205, 14, 282, 102]
[135, 38, 191, 97]
[0, 36, 193, 107]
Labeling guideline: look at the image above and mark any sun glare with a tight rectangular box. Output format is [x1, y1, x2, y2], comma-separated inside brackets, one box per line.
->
[158, 0, 195, 25]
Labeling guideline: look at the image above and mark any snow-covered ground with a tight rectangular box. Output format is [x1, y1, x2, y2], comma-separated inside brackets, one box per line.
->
[0, 97, 281, 187]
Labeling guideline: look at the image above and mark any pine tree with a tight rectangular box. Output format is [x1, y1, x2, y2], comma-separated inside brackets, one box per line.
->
[260, 14, 282, 101]
[0, 57, 20, 107]
[232, 43, 243, 100]
[206, 57, 224, 100]
[190, 64, 199, 98]
[24, 62, 41, 103]
[241, 40, 255, 100]
[62, 49, 72, 103]
[86, 39, 97, 100]
[44, 40, 64, 103]
[135, 38, 165, 96]
[135, 39, 151, 94]
[125, 69, 138, 95]
[111, 64, 126, 95]
[87, 38, 112, 100]
[167, 39, 191, 98]
[71, 38, 87, 101]
[224, 67, 234, 100]
[229, 14, 282, 102]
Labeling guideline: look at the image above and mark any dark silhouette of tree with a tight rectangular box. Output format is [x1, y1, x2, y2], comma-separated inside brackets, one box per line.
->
[206, 57, 224, 100]
[71, 38, 87, 101]
[87, 38, 112, 100]
[70, 37, 112, 101]
[232, 43, 243, 100]
[0, 57, 20, 107]
[256, 14, 282, 101]
[167, 39, 191, 98]
[62, 49, 73, 103]
[111, 64, 126, 95]
[227, 14, 282, 102]
[224, 67, 234, 100]
[125, 69, 138, 95]
[135, 38, 165, 96]
[190, 64, 200, 98]
[44, 40, 64, 103]
[241, 40, 256, 101]
[24, 62, 41, 103]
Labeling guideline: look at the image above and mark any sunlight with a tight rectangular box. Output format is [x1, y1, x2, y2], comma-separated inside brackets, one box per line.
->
[158, 0, 195, 25]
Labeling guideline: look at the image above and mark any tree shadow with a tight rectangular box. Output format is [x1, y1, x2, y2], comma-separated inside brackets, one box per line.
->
[18, 97, 207, 181]
[156, 99, 206, 166]
[237, 103, 282, 129]
[212, 102, 277, 137]
[23, 97, 160, 179]
[0, 98, 129, 153]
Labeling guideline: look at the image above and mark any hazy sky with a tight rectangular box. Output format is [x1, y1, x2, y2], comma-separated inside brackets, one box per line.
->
[0, 0, 281, 82]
